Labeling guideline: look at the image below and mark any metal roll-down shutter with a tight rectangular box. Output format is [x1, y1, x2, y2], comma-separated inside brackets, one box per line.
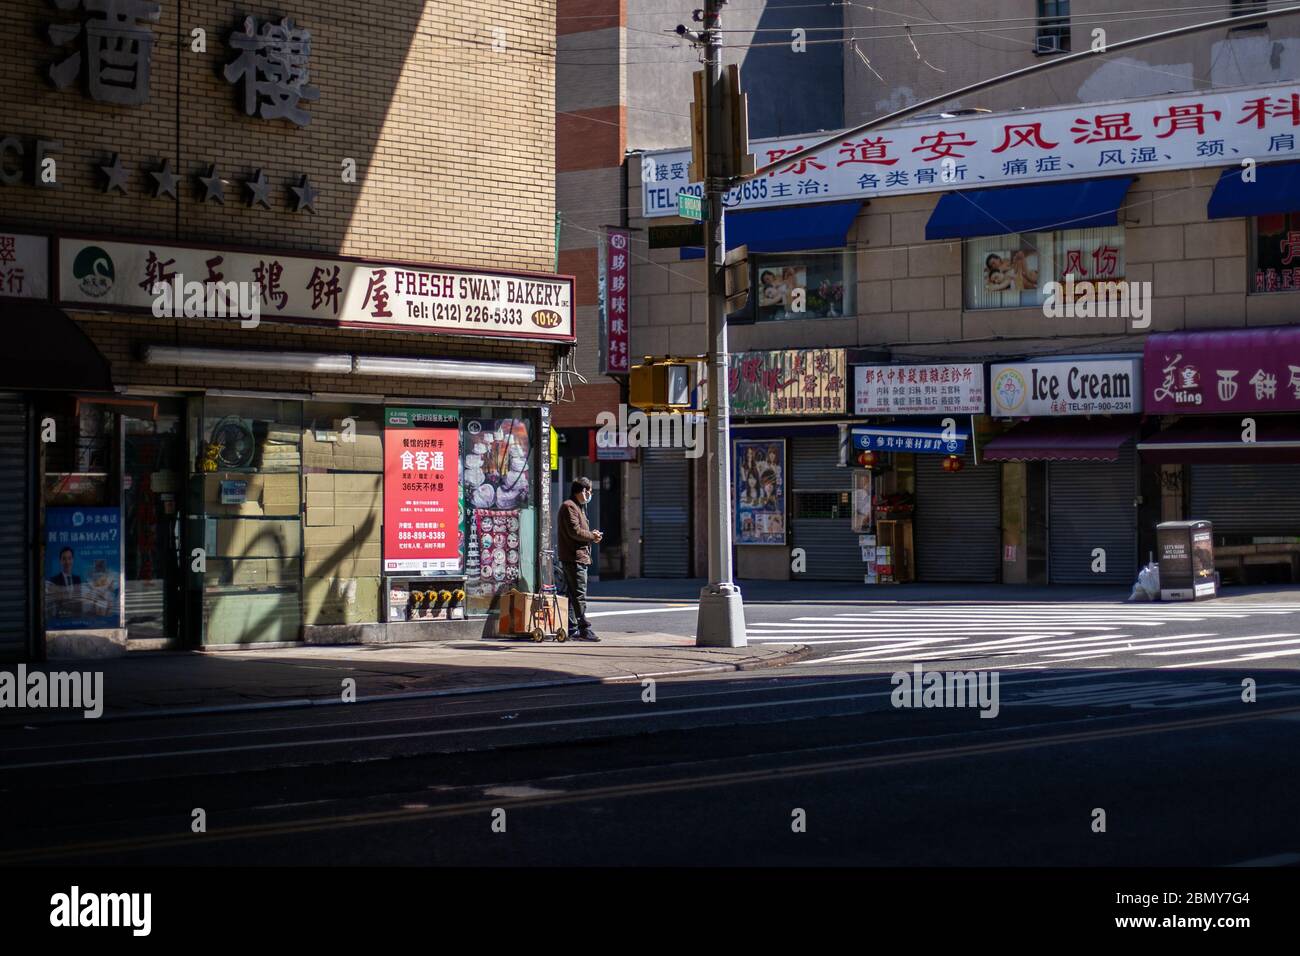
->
[914, 450, 1001, 582]
[1048, 444, 1138, 584]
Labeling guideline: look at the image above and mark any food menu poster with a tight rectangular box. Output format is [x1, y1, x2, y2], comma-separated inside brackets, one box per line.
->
[467, 509, 523, 596]
[383, 408, 462, 573]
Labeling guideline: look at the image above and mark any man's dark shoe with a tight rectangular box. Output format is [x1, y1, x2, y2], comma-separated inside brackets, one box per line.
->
[574, 628, 601, 642]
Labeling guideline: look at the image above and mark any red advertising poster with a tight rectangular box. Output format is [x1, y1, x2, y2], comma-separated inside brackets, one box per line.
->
[604, 228, 630, 373]
[383, 408, 461, 573]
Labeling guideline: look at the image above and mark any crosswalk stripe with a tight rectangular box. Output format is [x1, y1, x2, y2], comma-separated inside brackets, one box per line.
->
[1161, 647, 1300, 668]
[761, 604, 1300, 667]
[1140, 634, 1300, 656]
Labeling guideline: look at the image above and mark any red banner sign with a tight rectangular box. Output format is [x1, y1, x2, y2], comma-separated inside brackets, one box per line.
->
[605, 229, 630, 373]
[383, 422, 461, 573]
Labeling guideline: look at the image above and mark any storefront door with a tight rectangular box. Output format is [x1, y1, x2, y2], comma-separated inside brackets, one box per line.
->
[122, 406, 185, 644]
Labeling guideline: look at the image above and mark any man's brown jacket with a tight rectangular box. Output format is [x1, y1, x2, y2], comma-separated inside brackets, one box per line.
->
[558, 497, 597, 565]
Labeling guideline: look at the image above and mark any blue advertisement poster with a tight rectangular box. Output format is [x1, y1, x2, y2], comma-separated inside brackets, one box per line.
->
[44, 507, 121, 630]
[734, 439, 786, 545]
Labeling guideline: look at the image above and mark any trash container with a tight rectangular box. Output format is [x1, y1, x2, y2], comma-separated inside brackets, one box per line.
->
[1157, 520, 1217, 601]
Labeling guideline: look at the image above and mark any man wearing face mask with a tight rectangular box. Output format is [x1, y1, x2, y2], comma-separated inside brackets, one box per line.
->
[557, 476, 603, 641]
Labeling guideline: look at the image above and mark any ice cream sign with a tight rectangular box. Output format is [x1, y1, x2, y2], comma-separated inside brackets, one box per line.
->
[990, 358, 1141, 417]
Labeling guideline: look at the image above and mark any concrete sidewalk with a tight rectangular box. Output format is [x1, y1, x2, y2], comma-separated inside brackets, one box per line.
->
[0, 633, 807, 725]
[589, 577, 1300, 605]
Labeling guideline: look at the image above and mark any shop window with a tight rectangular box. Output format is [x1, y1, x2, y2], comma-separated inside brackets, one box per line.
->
[793, 490, 851, 520]
[190, 397, 302, 644]
[964, 226, 1124, 309]
[753, 251, 855, 321]
[302, 402, 383, 627]
[1250, 212, 1300, 293]
[1036, 0, 1070, 54]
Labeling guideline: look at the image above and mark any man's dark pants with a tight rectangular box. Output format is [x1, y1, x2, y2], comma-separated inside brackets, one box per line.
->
[561, 560, 590, 635]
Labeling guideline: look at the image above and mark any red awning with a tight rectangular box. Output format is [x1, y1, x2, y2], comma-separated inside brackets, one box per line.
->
[982, 417, 1138, 462]
[1137, 416, 1300, 463]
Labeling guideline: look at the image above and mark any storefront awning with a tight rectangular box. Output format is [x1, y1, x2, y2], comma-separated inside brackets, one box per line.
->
[3, 303, 112, 391]
[982, 417, 1138, 462]
[924, 176, 1136, 240]
[1207, 160, 1300, 219]
[1137, 418, 1300, 463]
[680, 201, 863, 259]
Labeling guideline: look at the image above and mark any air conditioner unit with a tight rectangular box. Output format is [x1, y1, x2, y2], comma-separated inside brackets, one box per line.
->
[1035, 33, 1064, 54]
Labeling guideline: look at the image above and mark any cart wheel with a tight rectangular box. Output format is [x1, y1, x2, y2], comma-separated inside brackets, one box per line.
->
[555, 628, 567, 643]
[531, 627, 545, 643]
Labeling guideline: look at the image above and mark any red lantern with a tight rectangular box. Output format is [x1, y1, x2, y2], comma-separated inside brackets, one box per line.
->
[857, 449, 877, 468]
[943, 454, 964, 473]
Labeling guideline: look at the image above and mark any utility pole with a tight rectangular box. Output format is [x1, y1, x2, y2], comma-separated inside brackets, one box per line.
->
[679, 0, 745, 647]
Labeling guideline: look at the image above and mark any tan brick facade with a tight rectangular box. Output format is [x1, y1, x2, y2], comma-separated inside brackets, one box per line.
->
[2, 0, 556, 270]
[627, 166, 1285, 364]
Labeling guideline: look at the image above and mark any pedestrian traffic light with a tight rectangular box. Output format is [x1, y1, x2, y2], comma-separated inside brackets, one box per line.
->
[630, 360, 692, 410]
[725, 243, 749, 312]
[687, 65, 754, 182]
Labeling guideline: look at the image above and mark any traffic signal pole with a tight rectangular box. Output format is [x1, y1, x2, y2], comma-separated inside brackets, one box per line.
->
[694, 0, 745, 647]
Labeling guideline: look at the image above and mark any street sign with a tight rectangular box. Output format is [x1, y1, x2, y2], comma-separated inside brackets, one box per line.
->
[678, 192, 705, 221]
[648, 223, 703, 249]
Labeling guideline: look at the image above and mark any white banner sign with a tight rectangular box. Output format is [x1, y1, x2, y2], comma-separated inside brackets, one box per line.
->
[991, 358, 1142, 417]
[0, 232, 49, 300]
[56, 238, 574, 341]
[855, 363, 985, 415]
[642, 81, 1300, 217]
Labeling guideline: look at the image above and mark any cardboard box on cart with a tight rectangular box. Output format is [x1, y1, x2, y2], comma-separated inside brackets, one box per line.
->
[499, 590, 568, 635]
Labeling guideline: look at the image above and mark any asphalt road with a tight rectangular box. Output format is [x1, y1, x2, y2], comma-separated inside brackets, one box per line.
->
[586, 591, 1300, 670]
[2, 650, 1298, 866]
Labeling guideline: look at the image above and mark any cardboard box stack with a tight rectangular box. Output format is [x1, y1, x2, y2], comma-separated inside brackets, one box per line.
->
[302, 472, 382, 625]
[258, 423, 301, 473]
[302, 420, 383, 473]
[204, 515, 302, 593]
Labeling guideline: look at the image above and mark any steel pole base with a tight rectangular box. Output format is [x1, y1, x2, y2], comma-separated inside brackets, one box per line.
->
[695, 583, 747, 647]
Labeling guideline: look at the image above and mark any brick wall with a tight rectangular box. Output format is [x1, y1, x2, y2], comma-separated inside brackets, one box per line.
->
[1, 0, 556, 269]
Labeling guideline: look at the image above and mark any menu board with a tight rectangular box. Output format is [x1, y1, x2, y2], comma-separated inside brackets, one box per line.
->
[382, 408, 461, 573]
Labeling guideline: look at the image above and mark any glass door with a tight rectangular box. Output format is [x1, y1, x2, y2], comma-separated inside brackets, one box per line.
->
[122, 402, 185, 644]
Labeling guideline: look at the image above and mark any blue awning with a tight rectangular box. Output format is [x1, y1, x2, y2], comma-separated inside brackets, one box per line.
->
[924, 176, 1136, 240]
[1207, 160, 1300, 219]
[680, 200, 862, 259]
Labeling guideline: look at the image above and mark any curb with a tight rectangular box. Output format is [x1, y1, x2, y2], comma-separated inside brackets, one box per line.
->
[1, 644, 811, 727]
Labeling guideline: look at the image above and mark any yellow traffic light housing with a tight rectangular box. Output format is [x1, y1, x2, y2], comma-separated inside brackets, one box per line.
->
[630, 359, 693, 410]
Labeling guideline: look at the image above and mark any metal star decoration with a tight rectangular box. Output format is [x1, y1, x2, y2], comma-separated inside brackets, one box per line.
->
[149, 158, 178, 200]
[243, 168, 273, 208]
[290, 174, 318, 213]
[100, 153, 130, 194]
[198, 164, 226, 204]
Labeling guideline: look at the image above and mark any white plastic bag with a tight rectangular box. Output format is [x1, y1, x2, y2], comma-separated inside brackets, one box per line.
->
[1129, 561, 1160, 601]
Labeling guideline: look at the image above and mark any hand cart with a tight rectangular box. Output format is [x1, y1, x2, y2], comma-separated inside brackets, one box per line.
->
[499, 550, 568, 642]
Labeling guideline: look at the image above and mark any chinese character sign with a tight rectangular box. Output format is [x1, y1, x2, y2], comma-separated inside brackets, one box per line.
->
[383, 410, 462, 573]
[854, 363, 985, 415]
[44, 507, 121, 630]
[604, 229, 630, 374]
[642, 82, 1300, 216]
[0, 233, 51, 300]
[56, 239, 575, 341]
[1144, 330, 1300, 413]
[224, 15, 319, 126]
[47, 0, 160, 106]
[728, 348, 846, 416]
[734, 440, 785, 545]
